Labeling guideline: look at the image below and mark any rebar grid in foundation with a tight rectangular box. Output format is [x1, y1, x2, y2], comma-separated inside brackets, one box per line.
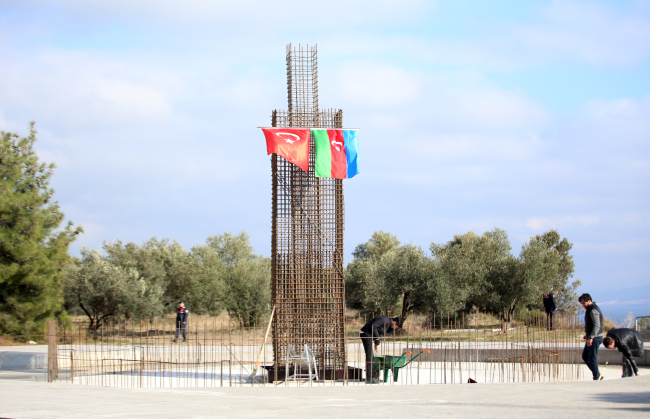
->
[41, 312, 587, 388]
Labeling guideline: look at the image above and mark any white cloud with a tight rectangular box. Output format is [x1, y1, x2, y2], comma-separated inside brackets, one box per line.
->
[515, 0, 650, 66]
[580, 96, 650, 134]
[420, 74, 551, 129]
[3, 0, 648, 73]
[415, 133, 540, 162]
[0, 111, 19, 132]
[457, 218, 509, 233]
[446, 0, 650, 68]
[573, 238, 650, 253]
[335, 63, 420, 109]
[324, 65, 551, 188]
[599, 299, 650, 306]
[526, 215, 599, 231]
[545, 94, 650, 187]
[96, 80, 172, 119]
[330, 65, 550, 132]
[0, 0, 435, 27]
[1, 0, 649, 302]
[0, 49, 179, 132]
[319, 1, 650, 69]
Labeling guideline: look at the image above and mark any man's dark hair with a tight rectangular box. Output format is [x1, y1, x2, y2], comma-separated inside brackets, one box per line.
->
[392, 317, 404, 328]
[603, 336, 614, 347]
[578, 293, 592, 303]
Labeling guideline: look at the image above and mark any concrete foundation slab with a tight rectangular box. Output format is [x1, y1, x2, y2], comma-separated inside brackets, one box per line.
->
[0, 368, 648, 418]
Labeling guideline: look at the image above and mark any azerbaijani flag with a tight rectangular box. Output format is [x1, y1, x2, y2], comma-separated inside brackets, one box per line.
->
[311, 129, 359, 179]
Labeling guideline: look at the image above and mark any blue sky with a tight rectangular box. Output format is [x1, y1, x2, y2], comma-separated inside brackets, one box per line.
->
[1, 0, 649, 321]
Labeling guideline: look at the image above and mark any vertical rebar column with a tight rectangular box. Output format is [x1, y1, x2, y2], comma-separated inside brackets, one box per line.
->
[271, 44, 346, 377]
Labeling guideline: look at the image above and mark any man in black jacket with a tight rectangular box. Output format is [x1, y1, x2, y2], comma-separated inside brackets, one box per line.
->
[360, 316, 403, 384]
[543, 285, 557, 330]
[604, 328, 644, 377]
[173, 301, 189, 343]
[579, 293, 604, 380]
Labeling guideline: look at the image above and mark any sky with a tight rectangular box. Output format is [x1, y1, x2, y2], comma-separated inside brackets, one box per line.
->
[1, 0, 649, 322]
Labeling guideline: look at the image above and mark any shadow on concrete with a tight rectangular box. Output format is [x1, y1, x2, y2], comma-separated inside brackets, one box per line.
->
[0, 369, 47, 382]
[591, 390, 650, 412]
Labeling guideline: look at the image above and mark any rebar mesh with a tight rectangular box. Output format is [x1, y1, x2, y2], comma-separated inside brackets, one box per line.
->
[33, 312, 587, 387]
[271, 44, 346, 373]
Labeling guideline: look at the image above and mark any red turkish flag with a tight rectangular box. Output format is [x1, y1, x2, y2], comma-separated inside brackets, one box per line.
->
[262, 128, 310, 172]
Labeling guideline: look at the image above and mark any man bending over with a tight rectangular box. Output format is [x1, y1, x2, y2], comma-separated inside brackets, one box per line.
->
[604, 328, 644, 377]
[360, 316, 404, 384]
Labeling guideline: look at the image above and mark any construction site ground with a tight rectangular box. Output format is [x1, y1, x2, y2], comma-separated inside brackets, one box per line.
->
[1, 366, 648, 418]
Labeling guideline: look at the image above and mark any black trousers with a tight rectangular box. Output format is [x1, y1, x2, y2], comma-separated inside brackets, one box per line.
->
[176, 321, 187, 340]
[622, 355, 635, 377]
[546, 313, 554, 330]
[360, 332, 377, 381]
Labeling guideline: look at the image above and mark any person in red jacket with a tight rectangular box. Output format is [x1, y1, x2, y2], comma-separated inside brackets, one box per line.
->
[173, 301, 189, 343]
[543, 285, 558, 330]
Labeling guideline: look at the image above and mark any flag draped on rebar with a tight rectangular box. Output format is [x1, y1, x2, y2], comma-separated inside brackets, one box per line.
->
[262, 128, 360, 179]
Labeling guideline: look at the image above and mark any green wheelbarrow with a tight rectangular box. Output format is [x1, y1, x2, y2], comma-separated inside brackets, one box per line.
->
[372, 350, 430, 383]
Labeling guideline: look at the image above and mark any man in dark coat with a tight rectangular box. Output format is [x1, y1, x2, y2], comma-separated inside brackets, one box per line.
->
[543, 285, 558, 330]
[579, 293, 604, 380]
[604, 328, 644, 377]
[173, 301, 189, 343]
[360, 316, 403, 384]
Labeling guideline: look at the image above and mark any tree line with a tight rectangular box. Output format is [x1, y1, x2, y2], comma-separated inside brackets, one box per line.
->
[64, 227, 581, 332]
[346, 230, 581, 321]
[64, 232, 270, 331]
[1, 125, 581, 335]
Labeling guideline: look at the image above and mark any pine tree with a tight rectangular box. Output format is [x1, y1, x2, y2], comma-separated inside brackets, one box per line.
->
[0, 123, 82, 334]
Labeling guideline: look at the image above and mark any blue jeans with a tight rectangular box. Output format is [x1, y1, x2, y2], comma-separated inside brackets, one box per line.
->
[582, 336, 603, 379]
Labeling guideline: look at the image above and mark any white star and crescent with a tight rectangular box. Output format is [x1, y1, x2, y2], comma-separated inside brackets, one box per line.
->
[331, 140, 343, 151]
[276, 132, 302, 144]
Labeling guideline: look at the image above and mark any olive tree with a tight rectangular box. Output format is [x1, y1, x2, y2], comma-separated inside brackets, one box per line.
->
[64, 249, 164, 331]
[346, 231, 401, 312]
[431, 229, 514, 316]
[102, 238, 225, 315]
[347, 232, 436, 319]
[206, 231, 270, 325]
[534, 230, 580, 314]
[222, 257, 271, 326]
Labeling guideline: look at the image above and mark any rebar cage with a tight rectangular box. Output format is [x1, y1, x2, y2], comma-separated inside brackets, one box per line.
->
[270, 44, 346, 374]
